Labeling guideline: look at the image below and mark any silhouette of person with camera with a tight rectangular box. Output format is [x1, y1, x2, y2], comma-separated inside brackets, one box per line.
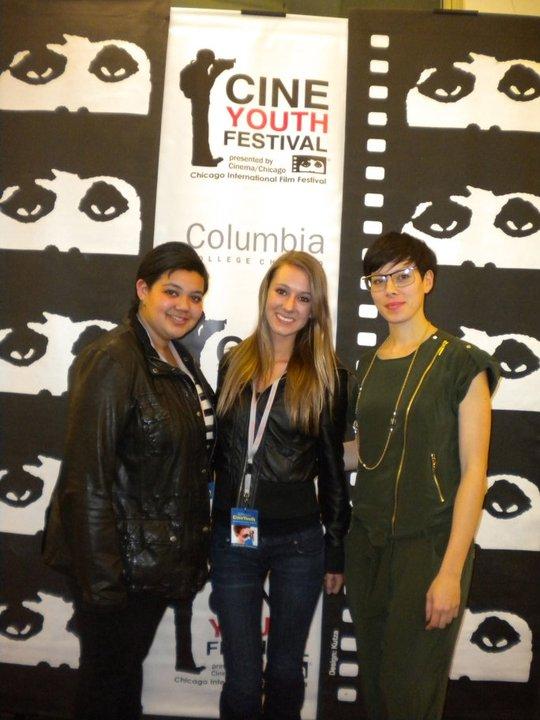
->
[180, 49, 235, 167]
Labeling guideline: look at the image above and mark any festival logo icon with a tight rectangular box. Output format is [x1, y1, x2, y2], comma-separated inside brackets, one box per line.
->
[180, 49, 235, 167]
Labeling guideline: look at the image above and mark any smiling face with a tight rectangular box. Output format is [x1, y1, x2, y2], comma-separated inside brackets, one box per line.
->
[136, 269, 205, 348]
[264, 263, 312, 349]
[369, 259, 433, 327]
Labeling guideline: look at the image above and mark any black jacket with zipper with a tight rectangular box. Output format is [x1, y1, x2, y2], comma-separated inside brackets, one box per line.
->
[42, 312, 215, 608]
[213, 359, 351, 571]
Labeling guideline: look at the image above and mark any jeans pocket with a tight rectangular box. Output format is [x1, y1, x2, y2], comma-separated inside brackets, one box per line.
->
[292, 525, 324, 556]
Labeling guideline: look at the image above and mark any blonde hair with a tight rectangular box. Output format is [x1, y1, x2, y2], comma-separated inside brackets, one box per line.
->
[217, 251, 337, 433]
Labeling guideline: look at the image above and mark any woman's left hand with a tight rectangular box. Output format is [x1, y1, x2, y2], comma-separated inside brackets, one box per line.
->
[425, 571, 461, 630]
[324, 573, 344, 595]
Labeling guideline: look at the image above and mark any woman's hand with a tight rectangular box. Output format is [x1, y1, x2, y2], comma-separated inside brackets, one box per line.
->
[324, 572, 344, 595]
[343, 440, 358, 472]
[425, 571, 460, 630]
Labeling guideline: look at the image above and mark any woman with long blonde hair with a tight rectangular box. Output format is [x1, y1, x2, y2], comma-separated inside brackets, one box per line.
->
[211, 251, 351, 720]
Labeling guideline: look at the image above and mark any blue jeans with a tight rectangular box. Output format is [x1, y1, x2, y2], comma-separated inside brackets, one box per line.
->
[210, 522, 325, 720]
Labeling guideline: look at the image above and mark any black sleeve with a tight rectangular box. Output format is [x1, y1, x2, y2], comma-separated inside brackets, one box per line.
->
[317, 367, 352, 573]
[54, 346, 131, 607]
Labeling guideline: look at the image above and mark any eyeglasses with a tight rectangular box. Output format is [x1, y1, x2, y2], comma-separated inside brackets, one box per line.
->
[362, 264, 417, 292]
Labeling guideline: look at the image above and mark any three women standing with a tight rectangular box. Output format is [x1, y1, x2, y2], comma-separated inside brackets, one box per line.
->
[344, 232, 499, 720]
[43, 242, 215, 720]
[211, 251, 351, 720]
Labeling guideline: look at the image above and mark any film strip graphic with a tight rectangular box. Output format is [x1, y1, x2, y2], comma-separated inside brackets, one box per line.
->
[327, 34, 393, 706]
[355, 33, 391, 362]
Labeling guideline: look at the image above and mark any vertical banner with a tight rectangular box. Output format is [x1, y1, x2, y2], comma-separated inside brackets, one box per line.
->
[154, 7, 347, 387]
[146, 9, 347, 717]
[0, 0, 169, 715]
[324, 9, 540, 720]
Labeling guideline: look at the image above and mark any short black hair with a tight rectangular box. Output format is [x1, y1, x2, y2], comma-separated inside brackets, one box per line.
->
[363, 231, 438, 284]
[132, 242, 208, 311]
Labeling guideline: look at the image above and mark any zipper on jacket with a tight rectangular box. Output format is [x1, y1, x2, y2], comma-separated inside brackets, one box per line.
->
[391, 340, 449, 534]
[430, 452, 445, 503]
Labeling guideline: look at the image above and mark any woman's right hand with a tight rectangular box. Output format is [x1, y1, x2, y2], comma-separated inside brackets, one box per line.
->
[343, 440, 358, 472]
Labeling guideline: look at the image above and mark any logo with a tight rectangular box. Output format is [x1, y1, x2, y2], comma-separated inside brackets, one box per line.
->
[180, 49, 236, 167]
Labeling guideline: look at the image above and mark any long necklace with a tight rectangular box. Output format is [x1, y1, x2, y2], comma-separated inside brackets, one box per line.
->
[356, 325, 433, 471]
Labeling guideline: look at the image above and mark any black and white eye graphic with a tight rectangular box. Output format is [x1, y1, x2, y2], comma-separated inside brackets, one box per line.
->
[407, 53, 540, 132]
[498, 64, 540, 102]
[0, 605, 43, 642]
[88, 45, 139, 83]
[9, 47, 67, 85]
[0, 182, 56, 223]
[450, 610, 532, 682]
[0, 456, 61, 535]
[485, 479, 531, 519]
[0, 325, 48, 366]
[494, 338, 539, 379]
[494, 198, 540, 238]
[0, 469, 43, 509]
[0, 594, 79, 667]
[460, 327, 539, 411]
[416, 65, 475, 103]
[0, 34, 151, 114]
[409, 199, 471, 239]
[0, 313, 115, 396]
[403, 188, 540, 269]
[0, 170, 141, 254]
[477, 475, 540, 551]
[471, 617, 520, 653]
[78, 180, 129, 222]
[292, 155, 327, 175]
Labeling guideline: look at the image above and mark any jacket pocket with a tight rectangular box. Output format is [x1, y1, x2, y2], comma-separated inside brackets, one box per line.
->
[137, 394, 170, 456]
[121, 518, 183, 590]
[430, 452, 445, 503]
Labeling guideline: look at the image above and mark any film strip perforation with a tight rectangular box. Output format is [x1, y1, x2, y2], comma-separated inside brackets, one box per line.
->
[356, 32, 391, 353]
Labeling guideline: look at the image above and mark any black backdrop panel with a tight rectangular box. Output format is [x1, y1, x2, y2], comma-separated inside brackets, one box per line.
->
[327, 9, 540, 720]
[0, 1, 169, 716]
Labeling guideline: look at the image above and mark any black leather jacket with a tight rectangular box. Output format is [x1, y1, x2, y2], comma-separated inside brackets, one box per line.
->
[43, 313, 215, 608]
[213, 362, 351, 571]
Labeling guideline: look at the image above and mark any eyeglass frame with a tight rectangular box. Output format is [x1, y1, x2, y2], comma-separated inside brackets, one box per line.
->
[362, 264, 418, 292]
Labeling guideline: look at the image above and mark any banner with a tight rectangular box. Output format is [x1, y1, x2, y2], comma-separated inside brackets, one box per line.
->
[154, 8, 347, 387]
[146, 9, 347, 716]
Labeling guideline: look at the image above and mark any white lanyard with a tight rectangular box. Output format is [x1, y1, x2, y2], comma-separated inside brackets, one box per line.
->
[242, 377, 281, 500]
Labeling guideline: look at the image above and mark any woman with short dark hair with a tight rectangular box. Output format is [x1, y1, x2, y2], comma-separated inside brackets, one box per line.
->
[43, 242, 214, 720]
[344, 231, 499, 720]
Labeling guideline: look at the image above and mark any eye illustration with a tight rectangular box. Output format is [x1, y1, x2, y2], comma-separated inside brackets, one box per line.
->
[494, 198, 540, 238]
[78, 181, 129, 222]
[0, 605, 44, 641]
[0, 327, 48, 367]
[484, 479, 532, 519]
[417, 66, 475, 103]
[9, 47, 67, 85]
[493, 338, 539, 379]
[0, 470, 44, 508]
[0, 183, 56, 224]
[498, 64, 540, 102]
[470, 617, 521, 654]
[411, 199, 471, 238]
[88, 45, 139, 83]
